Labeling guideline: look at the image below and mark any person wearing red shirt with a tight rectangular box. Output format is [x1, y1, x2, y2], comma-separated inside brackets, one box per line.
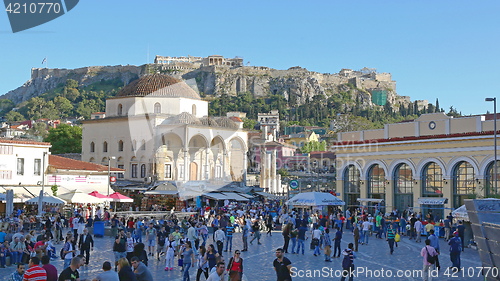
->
[34, 237, 48, 258]
[23, 256, 47, 281]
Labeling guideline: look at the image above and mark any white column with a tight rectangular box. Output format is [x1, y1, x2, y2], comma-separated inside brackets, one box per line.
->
[222, 150, 227, 182]
[271, 150, 277, 194]
[266, 152, 272, 192]
[184, 150, 189, 182]
[205, 149, 210, 180]
[243, 152, 248, 184]
[260, 149, 266, 189]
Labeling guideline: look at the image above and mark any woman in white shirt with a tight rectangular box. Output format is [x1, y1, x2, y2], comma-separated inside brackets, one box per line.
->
[165, 234, 177, 271]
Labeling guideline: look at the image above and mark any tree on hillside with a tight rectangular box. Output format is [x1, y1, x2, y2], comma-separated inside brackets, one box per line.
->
[0, 99, 15, 115]
[242, 118, 257, 130]
[435, 98, 440, 113]
[53, 96, 74, 118]
[44, 124, 82, 154]
[65, 79, 78, 89]
[5, 111, 24, 122]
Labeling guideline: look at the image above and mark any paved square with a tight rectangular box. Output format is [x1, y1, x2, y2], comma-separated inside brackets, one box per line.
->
[0, 229, 485, 280]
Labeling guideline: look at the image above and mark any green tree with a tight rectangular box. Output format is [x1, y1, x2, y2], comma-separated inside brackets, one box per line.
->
[0, 99, 15, 115]
[242, 118, 257, 130]
[53, 96, 74, 117]
[26, 122, 49, 138]
[435, 98, 440, 113]
[5, 110, 24, 122]
[278, 168, 290, 178]
[300, 140, 327, 153]
[65, 79, 78, 89]
[44, 124, 82, 154]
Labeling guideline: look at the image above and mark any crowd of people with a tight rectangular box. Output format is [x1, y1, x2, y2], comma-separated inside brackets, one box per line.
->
[0, 202, 473, 281]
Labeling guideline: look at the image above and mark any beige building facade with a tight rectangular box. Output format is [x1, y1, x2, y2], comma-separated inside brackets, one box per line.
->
[335, 113, 500, 218]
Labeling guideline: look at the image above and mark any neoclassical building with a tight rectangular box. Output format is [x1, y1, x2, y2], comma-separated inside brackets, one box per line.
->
[335, 113, 500, 218]
[81, 74, 248, 185]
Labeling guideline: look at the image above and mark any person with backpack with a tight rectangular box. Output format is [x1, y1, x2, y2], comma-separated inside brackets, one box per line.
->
[420, 239, 438, 281]
[340, 243, 356, 281]
[62, 233, 76, 269]
[448, 231, 462, 271]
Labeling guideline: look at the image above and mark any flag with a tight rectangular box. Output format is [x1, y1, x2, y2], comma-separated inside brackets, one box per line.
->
[41, 57, 46, 64]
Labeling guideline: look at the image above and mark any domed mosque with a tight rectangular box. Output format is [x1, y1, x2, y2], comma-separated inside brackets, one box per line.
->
[82, 74, 248, 194]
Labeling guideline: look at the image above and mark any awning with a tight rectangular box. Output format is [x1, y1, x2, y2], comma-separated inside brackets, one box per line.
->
[254, 191, 277, 198]
[238, 193, 254, 199]
[221, 192, 249, 201]
[418, 197, 448, 205]
[144, 190, 178, 195]
[204, 193, 228, 200]
[357, 198, 384, 203]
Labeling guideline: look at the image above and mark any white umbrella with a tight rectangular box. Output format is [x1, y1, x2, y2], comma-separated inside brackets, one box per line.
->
[26, 193, 66, 206]
[286, 192, 345, 206]
[58, 189, 106, 204]
[452, 204, 469, 221]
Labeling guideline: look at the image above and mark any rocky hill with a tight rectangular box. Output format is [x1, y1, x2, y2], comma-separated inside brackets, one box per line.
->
[1, 63, 424, 110]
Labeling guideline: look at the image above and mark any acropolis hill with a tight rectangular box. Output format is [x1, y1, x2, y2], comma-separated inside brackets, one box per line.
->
[1, 54, 427, 110]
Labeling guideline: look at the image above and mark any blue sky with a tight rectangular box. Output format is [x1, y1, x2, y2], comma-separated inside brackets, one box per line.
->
[0, 0, 499, 115]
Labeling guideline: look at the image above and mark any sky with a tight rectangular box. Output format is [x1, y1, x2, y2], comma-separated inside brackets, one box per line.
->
[0, 0, 499, 115]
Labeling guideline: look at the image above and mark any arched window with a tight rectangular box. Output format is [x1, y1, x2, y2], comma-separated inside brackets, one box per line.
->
[118, 104, 123, 116]
[141, 140, 146, 151]
[103, 141, 108, 153]
[89, 157, 95, 163]
[118, 140, 124, 152]
[422, 162, 444, 220]
[422, 162, 443, 195]
[90, 142, 95, 153]
[343, 165, 360, 209]
[154, 103, 161, 114]
[453, 161, 475, 209]
[192, 104, 197, 115]
[485, 161, 500, 196]
[368, 164, 386, 210]
[140, 164, 146, 178]
[393, 163, 413, 213]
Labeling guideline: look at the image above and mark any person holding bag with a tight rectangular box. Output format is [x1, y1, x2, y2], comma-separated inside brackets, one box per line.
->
[196, 245, 209, 281]
[227, 250, 243, 281]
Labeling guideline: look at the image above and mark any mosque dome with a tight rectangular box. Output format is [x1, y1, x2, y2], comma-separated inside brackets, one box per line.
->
[115, 73, 201, 100]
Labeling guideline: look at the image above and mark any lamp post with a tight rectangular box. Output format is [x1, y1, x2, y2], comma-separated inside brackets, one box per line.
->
[486, 97, 497, 195]
[107, 156, 116, 196]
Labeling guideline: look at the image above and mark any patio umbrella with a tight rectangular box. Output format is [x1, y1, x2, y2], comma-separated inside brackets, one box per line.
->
[285, 192, 345, 206]
[26, 193, 65, 206]
[108, 192, 133, 202]
[58, 189, 106, 204]
[89, 191, 110, 200]
[108, 192, 133, 212]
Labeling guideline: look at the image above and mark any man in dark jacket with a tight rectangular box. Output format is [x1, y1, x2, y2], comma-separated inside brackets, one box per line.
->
[79, 228, 94, 265]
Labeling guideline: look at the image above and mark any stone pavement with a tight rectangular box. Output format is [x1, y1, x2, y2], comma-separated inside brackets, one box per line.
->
[0, 228, 486, 280]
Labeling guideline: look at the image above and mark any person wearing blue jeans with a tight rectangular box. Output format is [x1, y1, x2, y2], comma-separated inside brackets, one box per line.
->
[312, 225, 322, 256]
[225, 224, 234, 252]
[297, 224, 308, 255]
[182, 241, 195, 281]
[333, 227, 342, 258]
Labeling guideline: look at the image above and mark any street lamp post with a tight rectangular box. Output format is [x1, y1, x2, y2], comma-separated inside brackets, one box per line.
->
[486, 98, 497, 195]
[107, 156, 116, 196]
